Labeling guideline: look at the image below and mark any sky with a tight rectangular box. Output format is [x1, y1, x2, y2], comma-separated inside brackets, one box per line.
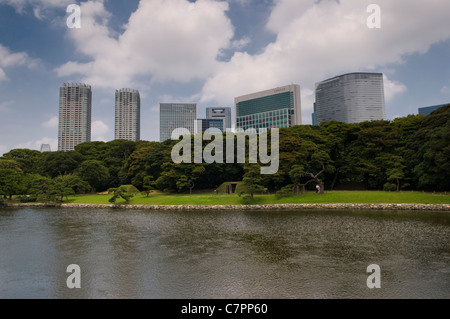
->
[0, 0, 449, 155]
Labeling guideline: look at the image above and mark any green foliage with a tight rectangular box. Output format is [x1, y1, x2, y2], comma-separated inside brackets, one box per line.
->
[383, 182, 397, 192]
[77, 160, 110, 191]
[0, 159, 23, 173]
[143, 176, 156, 197]
[108, 185, 135, 204]
[405, 104, 450, 191]
[0, 196, 4, 206]
[38, 151, 83, 178]
[19, 196, 37, 203]
[0, 168, 23, 199]
[0, 106, 449, 200]
[1, 149, 42, 174]
[242, 164, 266, 201]
[275, 185, 294, 199]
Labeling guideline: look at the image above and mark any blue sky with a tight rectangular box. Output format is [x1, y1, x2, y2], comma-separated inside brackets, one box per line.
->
[0, 0, 449, 155]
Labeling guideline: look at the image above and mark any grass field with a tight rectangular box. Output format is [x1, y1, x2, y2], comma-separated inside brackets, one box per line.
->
[65, 191, 450, 206]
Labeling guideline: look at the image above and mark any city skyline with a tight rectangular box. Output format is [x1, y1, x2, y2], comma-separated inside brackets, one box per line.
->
[1, 0, 450, 154]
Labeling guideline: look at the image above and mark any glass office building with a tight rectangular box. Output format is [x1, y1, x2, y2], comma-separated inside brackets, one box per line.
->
[418, 104, 447, 116]
[194, 119, 224, 134]
[58, 83, 92, 151]
[159, 103, 197, 142]
[206, 107, 232, 131]
[235, 84, 302, 131]
[115, 88, 140, 141]
[315, 73, 386, 124]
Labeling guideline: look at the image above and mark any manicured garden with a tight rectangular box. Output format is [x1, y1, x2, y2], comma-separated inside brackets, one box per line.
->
[64, 191, 450, 206]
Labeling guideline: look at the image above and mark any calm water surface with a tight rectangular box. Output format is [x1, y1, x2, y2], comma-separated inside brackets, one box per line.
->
[0, 207, 448, 299]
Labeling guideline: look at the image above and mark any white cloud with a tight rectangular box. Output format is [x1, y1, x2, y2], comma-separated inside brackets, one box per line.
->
[0, 0, 72, 18]
[200, 0, 450, 117]
[14, 137, 57, 152]
[42, 115, 58, 128]
[92, 120, 109, 142]
[0, 44, 38, 82]
[230, 36, 251, 50]
[56, 0, 234, 89]
[383, 75, 407, 102]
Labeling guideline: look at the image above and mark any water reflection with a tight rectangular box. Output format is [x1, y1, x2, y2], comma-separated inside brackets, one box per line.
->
[0, 208, 448, 299]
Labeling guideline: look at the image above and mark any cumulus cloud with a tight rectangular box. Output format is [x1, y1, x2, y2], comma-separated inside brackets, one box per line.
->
[91, 120, 109, 142]
[14, 137, 57, 152]
[42, 115, 58, 128]
[383, 75, 407, 103]
[0, 0, 72, 19]
[200, 0, 450, 114]
[56, 0, 234, 89]
[0, 44, 38, 82]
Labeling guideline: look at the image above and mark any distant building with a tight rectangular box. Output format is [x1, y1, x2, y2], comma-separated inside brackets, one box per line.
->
[115, 88, 140, 141]
[195, 119, 224, 134]
[235, 84, 302, 131]
[418, 104, 448, 116]
[206, 107, 232, 131]
[159, 103, 197, 142]
[315, 73, 386, 124]
[58, 83, 92, 152]
[40, 144, 51, 152]
[312, 103, 318, 126]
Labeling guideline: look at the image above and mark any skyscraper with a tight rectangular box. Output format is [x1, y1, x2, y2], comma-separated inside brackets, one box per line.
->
[159, 103, 197, 142]
[194, 119, 224, 134]
[58, 83, 92, 152]
[115, 88, 140, 141]
[235, 84, 301, 131]
[206, 107, 232, 131]
[40, 144, 51, 152]
[315, 73, 386, 124]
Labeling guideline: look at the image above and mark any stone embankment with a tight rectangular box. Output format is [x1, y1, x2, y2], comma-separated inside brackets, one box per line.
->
[4, 202, 450, 211]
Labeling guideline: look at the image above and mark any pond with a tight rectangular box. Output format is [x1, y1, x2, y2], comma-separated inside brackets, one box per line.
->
[0, 208, 448, 299]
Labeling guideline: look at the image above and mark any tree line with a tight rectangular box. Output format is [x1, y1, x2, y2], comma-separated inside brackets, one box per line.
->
[0, 104, 448, 202]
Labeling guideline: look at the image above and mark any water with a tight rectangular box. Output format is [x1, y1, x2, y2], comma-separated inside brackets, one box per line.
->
[0, 207, 448, 299]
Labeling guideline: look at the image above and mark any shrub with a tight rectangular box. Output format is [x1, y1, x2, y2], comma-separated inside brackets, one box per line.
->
[0, 197, 4, 206]
[275, 185, 294, 199]
[19, 196, 37, 203]
[383, 182, 397, 192]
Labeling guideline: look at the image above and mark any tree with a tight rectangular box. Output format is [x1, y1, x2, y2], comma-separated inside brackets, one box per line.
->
[38, 151, 83, 178]
[77, 160, 110, 192]
[53, 174, 91, 200]
[121, 143, 170, 189]
[0, 159, 23, 172]
[290, 150, 333, 195]
[1, 149, 42, 174]
[405, 104, 450, 191]
[143, 176, 155, 197]
[0, 169, 23, 199]
[108, 186, 135, 204]
[241, 164, 265, 201]
[289, 165, 314, 195]
[29, 176, 55, 203]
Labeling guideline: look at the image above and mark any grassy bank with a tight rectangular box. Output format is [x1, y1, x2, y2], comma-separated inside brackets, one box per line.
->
[65, 191, 450, 206]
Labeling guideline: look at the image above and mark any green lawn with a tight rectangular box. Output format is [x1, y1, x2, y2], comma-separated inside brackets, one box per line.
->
[65, 191, 450, 206]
